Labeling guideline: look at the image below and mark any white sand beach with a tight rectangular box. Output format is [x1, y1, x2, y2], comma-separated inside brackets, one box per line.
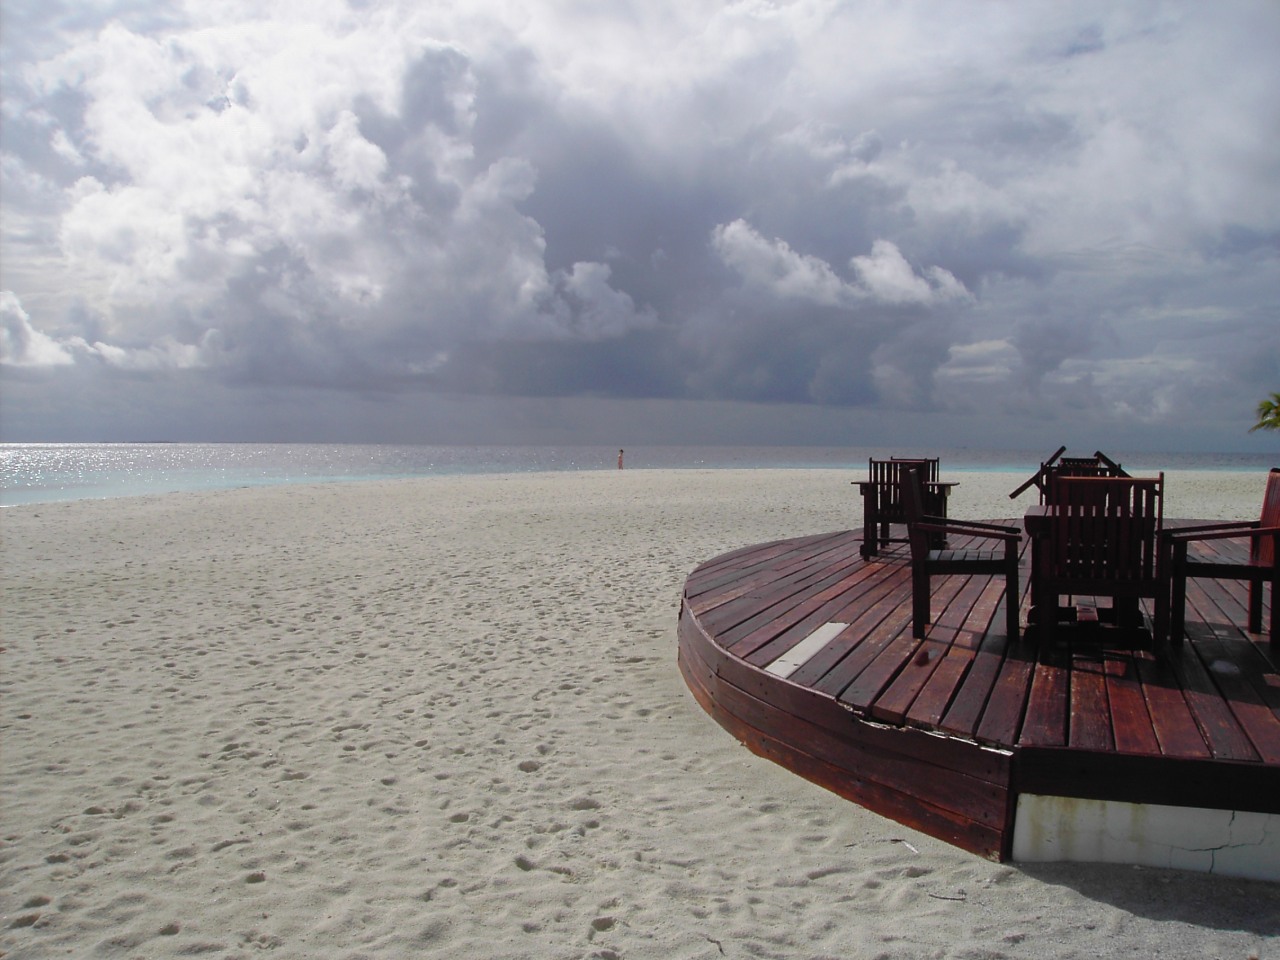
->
[2, 469, 1277, 959]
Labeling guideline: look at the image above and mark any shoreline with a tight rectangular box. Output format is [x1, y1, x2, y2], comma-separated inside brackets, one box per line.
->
[2, 471, 1275, 957]
[3, 465, 1271, 520]
[4, 444, 1275, 508]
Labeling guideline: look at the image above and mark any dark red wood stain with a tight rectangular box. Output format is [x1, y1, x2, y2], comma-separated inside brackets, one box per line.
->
[678, 520, 1278, 861]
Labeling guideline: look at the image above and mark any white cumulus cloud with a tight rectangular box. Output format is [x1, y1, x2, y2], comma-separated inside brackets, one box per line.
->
[713, 220, 970, 308]
[1, 291, 75, 367]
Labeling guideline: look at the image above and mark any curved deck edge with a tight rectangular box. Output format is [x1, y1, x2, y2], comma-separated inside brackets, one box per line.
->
[679, 602, 1016, 861]
[677, 533, 1280, 881]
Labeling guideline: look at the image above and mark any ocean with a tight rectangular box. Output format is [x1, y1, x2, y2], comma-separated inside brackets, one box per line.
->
[1, 442, 1274, 507]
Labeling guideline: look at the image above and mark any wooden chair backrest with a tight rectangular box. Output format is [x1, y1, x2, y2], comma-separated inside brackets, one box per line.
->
[867, 457, 939, 520]
[899, 468, 930, 560]
[1042, 457, 1128, 504]
[1045, 475, 1164, 585]
[1011, 448, 1128, 501]
[1257, 467, 1280, 566]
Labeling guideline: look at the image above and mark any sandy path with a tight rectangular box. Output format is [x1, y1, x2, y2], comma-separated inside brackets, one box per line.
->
[2, 470, 1276, 958]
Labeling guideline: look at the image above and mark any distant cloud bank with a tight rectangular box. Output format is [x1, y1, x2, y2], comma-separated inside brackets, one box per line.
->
[1, 1, 1276, 447]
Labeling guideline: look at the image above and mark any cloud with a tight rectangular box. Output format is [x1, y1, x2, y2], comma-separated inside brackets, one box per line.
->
[711, 219, 849, 306]
[555, 261, 658, 340]
[712, 220, 970, 307]
[849, 240, 970, 305]
[1, 2, 1277, 447]
[1, 291, 74, 366]
[937, 339, 1021, 386]
[1, 290, 211, 371]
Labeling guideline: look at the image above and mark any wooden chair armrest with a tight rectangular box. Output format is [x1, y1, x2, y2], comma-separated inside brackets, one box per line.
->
[928, 516, 1020, 534]
[1166, 524, 1278, 545]
[1163, 519, 1261, 539]
[915, 519, 1020, 541]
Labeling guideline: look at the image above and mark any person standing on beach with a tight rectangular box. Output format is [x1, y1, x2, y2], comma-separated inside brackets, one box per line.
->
[618, 449, 624, 469]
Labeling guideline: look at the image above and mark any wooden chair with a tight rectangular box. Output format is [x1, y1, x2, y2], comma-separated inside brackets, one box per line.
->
[1009, 447, 1129, 504]
[858, 457, 952, 558]
[901, 468, 1021, 640]
[1164, 467, 1279, 649]
[1029, 475, 1166, 649]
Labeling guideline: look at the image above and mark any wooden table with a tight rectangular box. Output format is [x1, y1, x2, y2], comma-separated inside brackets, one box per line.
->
[858, 479, 957, 556]
[1022, 504, 1145, 634]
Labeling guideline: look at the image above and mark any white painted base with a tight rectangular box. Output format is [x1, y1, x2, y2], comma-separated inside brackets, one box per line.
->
[1012, 793, 1280, 882]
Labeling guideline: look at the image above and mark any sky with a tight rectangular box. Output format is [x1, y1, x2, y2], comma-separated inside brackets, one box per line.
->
[1, 1, 1277, 452]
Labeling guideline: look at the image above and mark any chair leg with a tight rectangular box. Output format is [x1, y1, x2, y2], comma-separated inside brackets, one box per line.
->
[912, 568, 930, 639]
[1153, 586, 1170, 659]
[861, 497, 879, 558]
[1169, 543, 1188, 648]
[1005, 548, 1020, 641]
[1041, 599, 1056, 647]
[1117, 598, 1142, 634]
[1247, 574, 1262, 634]
[1268, 568, 1279, 647]
[1004, 591, 1019, 641]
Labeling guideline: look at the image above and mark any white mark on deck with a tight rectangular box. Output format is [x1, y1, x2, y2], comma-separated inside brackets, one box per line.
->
[765, 622, 849, 679]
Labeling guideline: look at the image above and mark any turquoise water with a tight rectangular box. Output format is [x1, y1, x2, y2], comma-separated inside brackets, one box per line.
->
[1, 443, 1274, 507]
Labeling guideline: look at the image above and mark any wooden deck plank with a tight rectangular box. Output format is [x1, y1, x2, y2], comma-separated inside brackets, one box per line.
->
[687, 534, 858, 620]
[938, 630, 1017, 741]
[1175, 588, 1264, 762]
[740, 561, 888, 665]
[1017, 648, 1069, 748]
[937, 554, 1033, 740]
[1133, 656, 1214, 759]
[830, 607, 918, 708]
[1068, 658, 1115, 752]
[974, 653, 1035, 747]
[694, 537, 864, 629]
[910, 641, 982, 730]
[849, 570, 989, 721]
[685, 532, 845, 589]
[784, 568, 917, 688]
[708, 555, 867, 649]
[1104, 655, 1163, 756]
[871, 570, 1000, 725]
[810, 567, 916, 699]
[724, 565, 866, 659]
[1182, 579, 1280, 763]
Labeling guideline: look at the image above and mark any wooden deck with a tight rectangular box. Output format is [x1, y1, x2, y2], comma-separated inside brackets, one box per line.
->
[677, 520, 1280, 869]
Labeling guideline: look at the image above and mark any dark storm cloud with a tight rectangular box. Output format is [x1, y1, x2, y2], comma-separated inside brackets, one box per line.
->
[1, 1, 1277, 448]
